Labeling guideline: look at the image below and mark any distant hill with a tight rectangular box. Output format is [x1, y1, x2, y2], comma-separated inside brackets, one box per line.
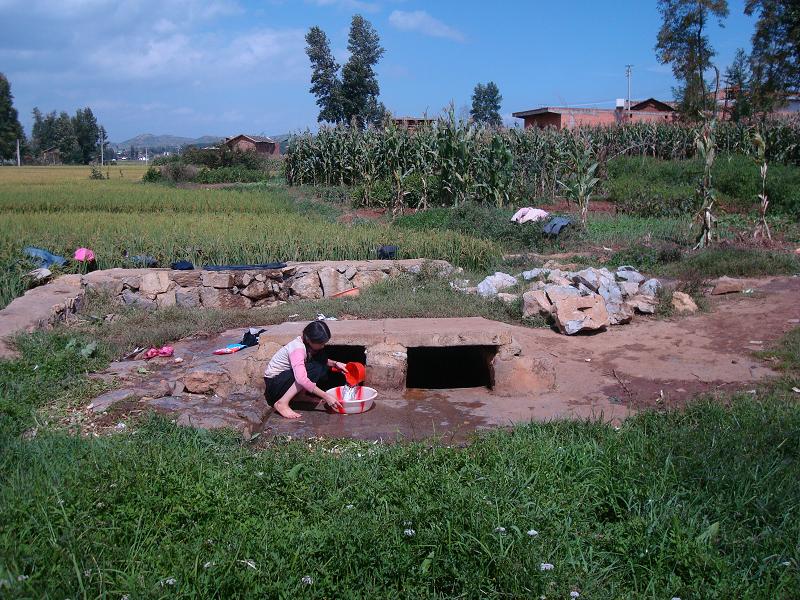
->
[111, 133, 291, 151]
[111, 134, 223, 150]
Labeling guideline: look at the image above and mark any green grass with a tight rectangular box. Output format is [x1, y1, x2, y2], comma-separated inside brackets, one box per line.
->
[0, 168, 499, 309]
[1, 325, 799, 597]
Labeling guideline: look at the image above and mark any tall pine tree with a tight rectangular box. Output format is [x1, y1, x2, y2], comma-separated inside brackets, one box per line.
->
[655, 0, 729, 119]
[306, 26, 343, 124]
[723, 48, 753, 121]
[0, 73, 25, 161]
[305, 15, 385, 128]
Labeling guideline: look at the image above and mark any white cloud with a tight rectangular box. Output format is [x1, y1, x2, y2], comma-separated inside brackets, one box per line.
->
[389, 10, 464, 42]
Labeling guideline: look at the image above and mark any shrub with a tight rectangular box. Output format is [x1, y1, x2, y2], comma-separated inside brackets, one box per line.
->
[161, 163, 199, 183]
[88, 167, 106, 180]
[613, 180, 695, 217]
[150, 154, 182, 166]
[141, 166, 162, 183]
[196, 166, 269, 184]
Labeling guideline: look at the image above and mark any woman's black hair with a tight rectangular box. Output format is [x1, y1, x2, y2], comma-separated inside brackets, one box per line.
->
[303, 320, 331, 344]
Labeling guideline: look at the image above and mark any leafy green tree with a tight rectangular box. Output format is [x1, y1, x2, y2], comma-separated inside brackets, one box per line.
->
[54, 111, 80, 163]
[305, 15, 386, 128]
[0, 73, 25, 161]
[724, 48, 753, 121]
[745, 0, 800, 114]
[341, 15, 385, 128]
[31, 108, 58, 156]
[655, 0, 729, 119]
[305, 26, 343, 124]
[73, 107, 100, 164]
[470, 81, 503, 127]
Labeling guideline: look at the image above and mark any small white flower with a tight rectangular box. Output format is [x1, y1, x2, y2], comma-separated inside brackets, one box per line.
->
[540, 562, 554, 571]
[671, 597, 681, 600]
[121, 595, 129, 600]
[527, 529, 539, 537]
[17, 575, 29, 581]
[403, 520, 413, 527]
[403, 528, 416, 537]
[96, 502, 104, 508]
[780, 561, 791, 567]
[238, 559, 256, 570]
[345, 504, 354, 510]
[494, 526, 506, 534]
[301, 575, 313, 585]
[203, 561, 214, 569]
[256, 471, 264, 477]
[115, 422, 126, 430]
[83, 569, 91, 577]
[570, 592, 580, 598]
[160, 577, 176, 586]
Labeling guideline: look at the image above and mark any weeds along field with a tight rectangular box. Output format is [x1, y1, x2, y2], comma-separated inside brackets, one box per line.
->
[0, 167, 498, 308]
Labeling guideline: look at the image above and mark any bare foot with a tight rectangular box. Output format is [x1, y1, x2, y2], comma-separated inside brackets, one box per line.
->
[273, 401, 302, 419]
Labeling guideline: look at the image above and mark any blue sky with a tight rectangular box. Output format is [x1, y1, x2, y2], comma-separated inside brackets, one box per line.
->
[0, 0, 757, 142]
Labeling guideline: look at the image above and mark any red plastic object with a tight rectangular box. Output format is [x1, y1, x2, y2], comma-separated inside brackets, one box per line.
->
[334, 361, 366, 386]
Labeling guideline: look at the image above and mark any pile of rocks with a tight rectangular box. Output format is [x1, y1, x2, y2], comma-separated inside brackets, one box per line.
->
[81, 259, 454, 310]
[468, 264, 679, 335]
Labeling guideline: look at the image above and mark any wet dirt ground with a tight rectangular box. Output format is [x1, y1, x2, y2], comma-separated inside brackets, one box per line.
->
[83, 276, 799, 442]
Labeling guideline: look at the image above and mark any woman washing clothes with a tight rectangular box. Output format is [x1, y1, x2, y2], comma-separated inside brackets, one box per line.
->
[264, 321, 345, 419]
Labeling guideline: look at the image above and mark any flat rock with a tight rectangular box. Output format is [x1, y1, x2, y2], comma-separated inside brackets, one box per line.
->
[139, 271, 171, 295]
[318, 267, 353, 297]
[200, 287, 252, 309]
[183, 366, 231, 394]
[712, 276, 747, 295]
[672, 291, 699, 314]
[242, 280, 272, 301]
[171, 271, 202, 287]
[545, 285, 581, 304]
[615, 267, 646, 284]
[522, 289, 552, 318]
[552, 294, 609, 335]
[619, 281, 640, 297]
[640, 278, 662, 297]
[477, 272, 517, 298]
[175, 287, 200, 308]
[202, 272, 234, 289]
[627, 294, 657, 314]
[522, 268, 544, 281]
[290, 273, 322, 299]
[496, 293, 519, 304]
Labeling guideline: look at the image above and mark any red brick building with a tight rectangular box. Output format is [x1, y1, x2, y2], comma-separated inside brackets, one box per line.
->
[224, 134, 281, 156]
[513, 98, 677, 130]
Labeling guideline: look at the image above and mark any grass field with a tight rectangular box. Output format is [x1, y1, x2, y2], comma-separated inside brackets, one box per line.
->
[0, 167, 498, 308]
[1, 166, 800, 597]
[0, 327, 798, 597]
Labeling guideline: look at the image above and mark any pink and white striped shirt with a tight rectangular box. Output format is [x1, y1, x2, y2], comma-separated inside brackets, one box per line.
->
[264, 336, 316, 392]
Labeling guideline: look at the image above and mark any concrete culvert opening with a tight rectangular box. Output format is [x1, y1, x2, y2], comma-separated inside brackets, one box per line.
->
[406, 346, 497, 390]
[324, 345, 367, 388]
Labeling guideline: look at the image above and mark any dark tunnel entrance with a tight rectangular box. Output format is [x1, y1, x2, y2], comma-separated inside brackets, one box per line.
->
[405, 346, 497, 390]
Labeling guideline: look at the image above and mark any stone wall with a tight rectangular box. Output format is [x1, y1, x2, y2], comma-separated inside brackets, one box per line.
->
[83, 259, 453, 310]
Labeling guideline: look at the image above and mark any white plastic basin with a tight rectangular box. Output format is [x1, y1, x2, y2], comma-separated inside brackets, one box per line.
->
[329, 385, 377, 414]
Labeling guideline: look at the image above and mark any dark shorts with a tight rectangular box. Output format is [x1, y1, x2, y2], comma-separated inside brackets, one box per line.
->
[264, 351, 328, 406]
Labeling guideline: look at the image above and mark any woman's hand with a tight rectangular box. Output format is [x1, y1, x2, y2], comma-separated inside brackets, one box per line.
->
[323, 392, 343, 411]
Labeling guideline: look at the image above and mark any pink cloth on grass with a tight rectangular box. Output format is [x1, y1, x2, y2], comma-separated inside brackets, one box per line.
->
[74, 247, 95, 262]
[511, 207, 549, 224]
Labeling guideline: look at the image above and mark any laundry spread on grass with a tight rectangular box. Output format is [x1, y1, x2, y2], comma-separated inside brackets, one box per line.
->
[511, 207, 549, 224]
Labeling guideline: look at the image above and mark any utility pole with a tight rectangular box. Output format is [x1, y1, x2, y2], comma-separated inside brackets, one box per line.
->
[16, 138, 20, 166]
[625, 65, 633, 119]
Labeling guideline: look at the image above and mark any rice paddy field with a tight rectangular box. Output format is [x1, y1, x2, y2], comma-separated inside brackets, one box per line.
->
[0, 166, 498, 308]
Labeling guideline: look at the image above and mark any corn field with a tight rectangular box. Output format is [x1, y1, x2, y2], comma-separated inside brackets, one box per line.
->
[285, 117, 800, 209]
